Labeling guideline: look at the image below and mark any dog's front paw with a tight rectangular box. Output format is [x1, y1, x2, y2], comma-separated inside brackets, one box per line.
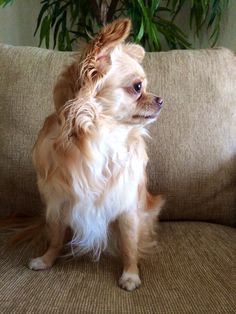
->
[28, 257, 51, 271]
[119, 272, 141, 291]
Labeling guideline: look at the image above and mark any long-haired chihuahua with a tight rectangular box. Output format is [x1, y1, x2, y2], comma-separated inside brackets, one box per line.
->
[29, 19, 165, 291]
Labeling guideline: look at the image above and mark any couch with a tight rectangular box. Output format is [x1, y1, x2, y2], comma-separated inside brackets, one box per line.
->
[0, 44, 235, 313]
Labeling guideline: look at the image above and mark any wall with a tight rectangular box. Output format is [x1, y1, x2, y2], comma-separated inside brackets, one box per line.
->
[0, 0, 42, 47]
[0, 0, 235, 50]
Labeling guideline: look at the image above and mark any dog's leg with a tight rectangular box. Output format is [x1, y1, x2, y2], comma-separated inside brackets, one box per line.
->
[118, 211, 141, 291]
[28, 220, 66, 270]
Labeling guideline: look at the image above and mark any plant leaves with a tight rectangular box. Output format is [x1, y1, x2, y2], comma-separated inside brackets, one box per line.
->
[150, 0, 160, 15]
[53, 15, 63, 49]
[1, 0, 228, 51]
[34, 2, 49, 36]
[0, 0, 14, 7]
[136, 17, 144, 42]
[39, 15, 50, 48]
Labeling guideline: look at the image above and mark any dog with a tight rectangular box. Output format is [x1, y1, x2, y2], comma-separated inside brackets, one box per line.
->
[29, 19, 165, 291]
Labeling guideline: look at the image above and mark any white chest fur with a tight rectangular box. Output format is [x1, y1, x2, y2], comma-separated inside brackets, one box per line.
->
[68, 125, 148, 258]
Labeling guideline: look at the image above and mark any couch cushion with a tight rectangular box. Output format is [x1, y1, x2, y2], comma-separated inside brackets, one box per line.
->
[0, 222, 235, 313]
[0, 44, 235, 225]
[146, 48, 236, 226]
[0, 45, 72, 218]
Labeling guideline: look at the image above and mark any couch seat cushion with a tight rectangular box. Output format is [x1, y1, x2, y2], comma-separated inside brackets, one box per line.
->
[1, 222, 235, 313]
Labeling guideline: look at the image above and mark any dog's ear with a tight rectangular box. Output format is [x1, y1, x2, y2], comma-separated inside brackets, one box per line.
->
[58, 91, 97, 136]
[80, 19, 131, 84]
[56, 93, 99, 159]
[123, 44, 145, 63]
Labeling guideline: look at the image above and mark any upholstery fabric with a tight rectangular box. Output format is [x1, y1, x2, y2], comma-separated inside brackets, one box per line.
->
[146, 48, 236, 226]
[0, 44, 235, 314]
[0, 222, 235, 313]
[0, 44, 235, 226]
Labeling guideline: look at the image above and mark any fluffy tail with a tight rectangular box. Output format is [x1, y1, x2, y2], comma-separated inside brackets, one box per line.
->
[145, 192, 165, 215]
[0, 214, 47, 253]
[137, 192, 165, 257]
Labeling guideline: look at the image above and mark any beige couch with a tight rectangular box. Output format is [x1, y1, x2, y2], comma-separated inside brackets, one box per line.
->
[0, 44, 235, 313]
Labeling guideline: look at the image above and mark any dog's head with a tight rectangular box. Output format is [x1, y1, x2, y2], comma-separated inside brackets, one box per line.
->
[58, 19, 163, 139]
[94, 40, 163, 126]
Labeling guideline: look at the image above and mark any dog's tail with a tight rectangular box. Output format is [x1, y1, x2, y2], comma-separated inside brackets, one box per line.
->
[0, 214, 47, 252]
[137, 192, 165, 258]
[145, 192, 166, 216]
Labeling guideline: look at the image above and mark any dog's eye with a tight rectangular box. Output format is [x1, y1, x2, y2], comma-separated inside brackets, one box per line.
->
[133, 82, 142, 93]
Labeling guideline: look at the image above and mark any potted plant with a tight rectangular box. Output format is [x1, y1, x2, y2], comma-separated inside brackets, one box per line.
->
[0, 0, 229, 51]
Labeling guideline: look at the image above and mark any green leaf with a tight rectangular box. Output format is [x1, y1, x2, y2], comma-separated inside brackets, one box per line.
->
[53, 15, 63, 49]
[65, 31, 72, 50]
[150, 22, 161, 50]
[58, 30, 65, 51]
[51, 2, 61, 27]
[170, 0, 186, 20]
[136, 18, 144, 42]
[157, 7, 172, 13]
[137, 0, 149, 24]
[34, 2, 49, 36]
[39, 15, 50, 47]
[0, 0, 14, 7]
[150, 0, 160, 15]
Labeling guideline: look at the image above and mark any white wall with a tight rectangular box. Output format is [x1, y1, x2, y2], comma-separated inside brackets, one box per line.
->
[0, 0, 42, 47]
[217, 1, 236, 50]
[0, 0, 235, 50]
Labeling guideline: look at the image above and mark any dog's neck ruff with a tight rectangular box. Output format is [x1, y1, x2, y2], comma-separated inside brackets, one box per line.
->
[67, 123, 148, 258]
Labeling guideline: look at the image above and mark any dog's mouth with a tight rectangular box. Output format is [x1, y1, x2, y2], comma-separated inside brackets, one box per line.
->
[132, 114, 157, 120]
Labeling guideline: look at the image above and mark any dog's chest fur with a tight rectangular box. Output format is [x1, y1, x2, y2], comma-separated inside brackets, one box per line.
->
[37, 119, 148, 257]
[68, 125, 148, 257]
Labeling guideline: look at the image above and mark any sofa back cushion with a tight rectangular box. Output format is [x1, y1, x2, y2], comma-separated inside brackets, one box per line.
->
[0, 44, 235, 226]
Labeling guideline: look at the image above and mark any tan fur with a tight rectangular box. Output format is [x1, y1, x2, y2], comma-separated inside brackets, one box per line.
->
[9, 19, 165, 291]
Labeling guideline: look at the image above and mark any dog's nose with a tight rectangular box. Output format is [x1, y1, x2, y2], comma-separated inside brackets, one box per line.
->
[154, 97, 164, 108]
